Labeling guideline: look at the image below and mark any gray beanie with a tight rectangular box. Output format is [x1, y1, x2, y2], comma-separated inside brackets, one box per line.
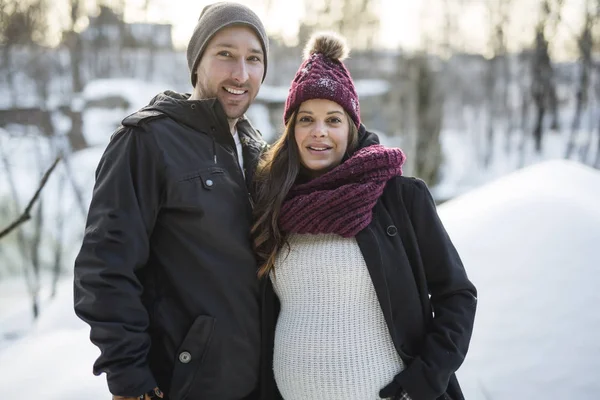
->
[187, 2, 269, 87]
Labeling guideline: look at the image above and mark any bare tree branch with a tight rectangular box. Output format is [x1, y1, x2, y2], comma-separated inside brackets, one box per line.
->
[0, 156, 61, 239]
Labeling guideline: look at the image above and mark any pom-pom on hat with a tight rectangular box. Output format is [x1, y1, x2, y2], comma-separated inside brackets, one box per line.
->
[283, 31, 360, 128]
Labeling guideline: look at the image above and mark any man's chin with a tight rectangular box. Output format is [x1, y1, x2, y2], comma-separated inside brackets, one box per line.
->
[218, 93, 252, 117]
[224, 105, 250, 120]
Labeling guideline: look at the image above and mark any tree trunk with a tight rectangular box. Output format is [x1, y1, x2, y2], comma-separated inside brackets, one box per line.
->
[565, 86, 585, 158]
[414, 55, 443, 185]
[70, 31, 83, 93]
[594, 118, 600, 169]
[503, 56, 513, 156]
[51, 166, 66, 298]
[566, 9, 593, 158]
[518, 66, 530, 168]
[484, 56, 497, 168]
[67, 109, 87, 151]
[578, 113, 595, 162]
[533, 100, 545, 153]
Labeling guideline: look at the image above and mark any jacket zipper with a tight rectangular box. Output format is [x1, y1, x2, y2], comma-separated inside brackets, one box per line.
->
[211, 126, 254, 209]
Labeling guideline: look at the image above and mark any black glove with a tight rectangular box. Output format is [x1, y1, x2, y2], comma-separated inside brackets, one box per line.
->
[380, 374, 403, 398]
[380, 388, 412, 400]
[140, 387, 164, 399]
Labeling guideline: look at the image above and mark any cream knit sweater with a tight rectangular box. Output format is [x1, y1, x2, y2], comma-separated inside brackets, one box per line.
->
[271, 233, 405, 400]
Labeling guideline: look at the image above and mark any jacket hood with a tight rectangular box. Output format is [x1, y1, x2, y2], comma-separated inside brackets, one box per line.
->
[135, 90, 265, 150]
[341, 123, 380, 163]
[142, 90, 229, 135]
[356, 124, 380, 149]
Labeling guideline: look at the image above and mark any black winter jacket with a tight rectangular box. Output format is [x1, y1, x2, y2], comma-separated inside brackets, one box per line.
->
[259, 126, 477, 400]
[74, 91, 267, 400]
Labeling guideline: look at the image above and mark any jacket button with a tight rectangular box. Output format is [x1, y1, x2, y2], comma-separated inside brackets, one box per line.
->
[386, 225, 398, 236]
[205, 179, 213, 187]
[179, 351, 192, 364]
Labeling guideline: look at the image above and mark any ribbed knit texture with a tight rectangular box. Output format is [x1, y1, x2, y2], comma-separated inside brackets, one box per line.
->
[271, 233, 405, 400]
[284, 51, 360, 128]
[279, 145, 405, 238]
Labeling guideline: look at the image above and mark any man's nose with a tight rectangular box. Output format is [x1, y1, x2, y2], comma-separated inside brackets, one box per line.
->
[231, 59, 249, 83]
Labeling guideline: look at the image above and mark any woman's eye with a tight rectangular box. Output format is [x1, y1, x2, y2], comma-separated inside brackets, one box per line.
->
[218, 51, 231, 57]
[329, 118, 341, 124]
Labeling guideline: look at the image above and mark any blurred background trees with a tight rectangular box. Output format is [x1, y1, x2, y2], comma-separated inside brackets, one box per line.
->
[1, 0, 600, 319]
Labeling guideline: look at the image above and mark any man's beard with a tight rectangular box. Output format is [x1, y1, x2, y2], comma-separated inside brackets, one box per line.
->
[196, 79, 250, 119]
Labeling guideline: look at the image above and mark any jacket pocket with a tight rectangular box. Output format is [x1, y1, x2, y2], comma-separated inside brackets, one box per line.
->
[168, 315, 216, 400]
[178, 167, 225, 186]
[167, 167, 227, 211]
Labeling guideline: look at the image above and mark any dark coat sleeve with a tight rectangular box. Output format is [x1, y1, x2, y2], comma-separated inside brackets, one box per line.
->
[394, 178, 477, 400]
[73, 125, 164, 396]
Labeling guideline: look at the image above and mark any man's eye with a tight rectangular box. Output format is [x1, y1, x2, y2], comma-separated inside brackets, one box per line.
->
[218, 51, 231, 57]
[248, 56, 262, 62]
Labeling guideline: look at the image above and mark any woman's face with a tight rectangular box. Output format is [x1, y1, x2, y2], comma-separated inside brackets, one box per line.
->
[294, 99, 350, 177]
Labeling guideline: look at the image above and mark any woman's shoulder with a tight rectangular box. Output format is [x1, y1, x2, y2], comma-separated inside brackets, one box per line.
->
[388, 175, 429, 192]
[383, 175, 437, 209]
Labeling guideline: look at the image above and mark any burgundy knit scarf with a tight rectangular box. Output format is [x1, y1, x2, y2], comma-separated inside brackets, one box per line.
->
[279, 145, 406, 237]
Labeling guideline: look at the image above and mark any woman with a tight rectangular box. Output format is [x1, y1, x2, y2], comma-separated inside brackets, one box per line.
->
[253, 32, 477, 400]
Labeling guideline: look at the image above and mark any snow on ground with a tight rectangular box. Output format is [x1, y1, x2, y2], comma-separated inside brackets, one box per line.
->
[0, 159, 598, 398]
[0, 279, 105, 399]
[0, 327, 105, 397]
[0, 277, 39, 349]
[442, 160, 600, 399]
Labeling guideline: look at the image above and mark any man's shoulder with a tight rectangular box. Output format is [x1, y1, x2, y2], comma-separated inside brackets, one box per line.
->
[110, 109, 168, 142]
[121, 109, 167, 128]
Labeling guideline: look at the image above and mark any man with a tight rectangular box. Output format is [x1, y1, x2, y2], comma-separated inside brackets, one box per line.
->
[73, 3, 269, 399]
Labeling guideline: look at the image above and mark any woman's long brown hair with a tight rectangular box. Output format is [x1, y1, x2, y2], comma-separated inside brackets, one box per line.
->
[251, 109, 359, 278]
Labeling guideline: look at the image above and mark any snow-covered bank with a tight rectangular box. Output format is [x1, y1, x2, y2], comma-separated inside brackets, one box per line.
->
[445, 160, 600, 399]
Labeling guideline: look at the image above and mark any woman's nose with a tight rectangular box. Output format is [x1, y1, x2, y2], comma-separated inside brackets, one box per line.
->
[311, 122, 326, 137]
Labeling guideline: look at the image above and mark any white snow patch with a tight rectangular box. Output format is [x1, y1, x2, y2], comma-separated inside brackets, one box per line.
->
[256, 84, 289, 104]
[256, 79, 390, 104]
[442, 160, 600, 400]
[82, 108, 124, 147]
[246, 103, 276, 143]
[0, 278, 106, 398]
[354, 79, 390, 97]
[82, 78, 169, 112]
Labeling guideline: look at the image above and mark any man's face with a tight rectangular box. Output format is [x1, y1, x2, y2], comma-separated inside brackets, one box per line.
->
[193, 25, 264, 119]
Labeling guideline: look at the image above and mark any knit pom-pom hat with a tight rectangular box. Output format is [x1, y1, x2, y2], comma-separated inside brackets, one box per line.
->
[283, 31, 360, 128]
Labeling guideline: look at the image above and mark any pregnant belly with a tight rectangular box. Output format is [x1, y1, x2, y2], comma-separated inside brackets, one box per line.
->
[272, 312, 403, 400]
